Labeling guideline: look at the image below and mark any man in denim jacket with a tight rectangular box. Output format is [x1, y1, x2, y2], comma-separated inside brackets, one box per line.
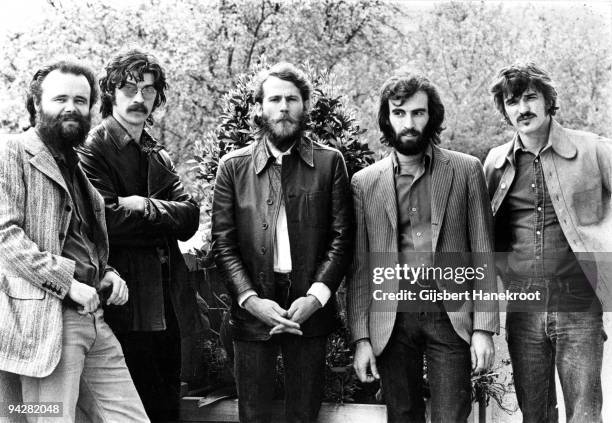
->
[484, 62, 612, 423]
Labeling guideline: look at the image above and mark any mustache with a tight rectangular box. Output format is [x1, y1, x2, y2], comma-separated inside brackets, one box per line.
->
[397, 128, 422, 138]
[517, 112, 536, 121]
[127, 103, 149, 114]
[273, 116, 299, 124]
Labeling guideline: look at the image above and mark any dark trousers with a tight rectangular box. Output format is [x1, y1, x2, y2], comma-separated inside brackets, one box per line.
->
[115, 302, 181, 422]
[234, 335, 327, 423]
[378, 311, 472, 423]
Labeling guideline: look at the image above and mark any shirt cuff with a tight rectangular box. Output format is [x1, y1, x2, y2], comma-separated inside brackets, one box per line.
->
[237, 289, 258, 308]
[307, 282, 331, 307]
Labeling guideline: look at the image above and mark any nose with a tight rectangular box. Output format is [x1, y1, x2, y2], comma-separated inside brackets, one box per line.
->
[518, 98, 530, 113]
[133, 89, 145, 102]
[403, 114, 415, 130]
[63, 99, 76, 113]
[279, 98, 289, 111]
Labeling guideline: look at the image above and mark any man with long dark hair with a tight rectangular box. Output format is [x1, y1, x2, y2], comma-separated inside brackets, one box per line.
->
[212, 62, 352, 423]
[0, 60, 148, 422]
[485, 62, 612, 423]
[77, 49, 206, 421]
[347, 73, 499, 422]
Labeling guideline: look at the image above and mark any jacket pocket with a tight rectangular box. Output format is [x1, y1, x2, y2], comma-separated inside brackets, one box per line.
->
[0, 276, 46, 300]
[572, 188, 603, 225]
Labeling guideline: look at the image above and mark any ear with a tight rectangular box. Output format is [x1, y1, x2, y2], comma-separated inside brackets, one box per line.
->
[253, 102, 262, 117]
[303, 99, 310, 112]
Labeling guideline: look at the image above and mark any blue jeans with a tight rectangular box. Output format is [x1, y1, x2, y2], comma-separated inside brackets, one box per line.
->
[19, 308, 149, 423]
[234, 335, 327, 423]
[506, 278, 605, 423]
[378, 310, 472, 423]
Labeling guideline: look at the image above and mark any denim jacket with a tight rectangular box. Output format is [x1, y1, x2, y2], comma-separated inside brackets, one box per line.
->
[484, 119, 612, 308]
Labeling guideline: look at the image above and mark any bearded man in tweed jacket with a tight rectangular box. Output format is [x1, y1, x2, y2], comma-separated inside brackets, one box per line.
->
[0, 60, 147, 422]
[347, 73, 499, 423]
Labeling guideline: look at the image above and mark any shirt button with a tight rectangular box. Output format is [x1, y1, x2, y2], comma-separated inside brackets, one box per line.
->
[534, 158, 539, 163]
[416, 232, 422, 237]
[260, 247, 266, 254]
[536, 231, 541, 235]
[537, 207, 542, 211]
[262, 223, 269, 229]
[266, 199, 273, 205]
[500, 183, 507, 189]
[531, 184, 536, 189]
[411, 207, 417, 212]
[65, 205, 72, 212]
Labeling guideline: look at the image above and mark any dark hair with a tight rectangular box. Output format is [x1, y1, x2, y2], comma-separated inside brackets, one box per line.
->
[378, 73, 445, 145]
[99, 49, 168, 125]
[26, 61, 98, 127]
[253, 62, 312, 105]
[490, 62, 558, 124]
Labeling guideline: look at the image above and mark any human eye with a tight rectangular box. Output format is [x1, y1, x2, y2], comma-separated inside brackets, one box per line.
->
[122, 83, 138, 95]
[142, 86, 156, 96]
[391, 109, 404, 117]
[75, 97, 88, 105]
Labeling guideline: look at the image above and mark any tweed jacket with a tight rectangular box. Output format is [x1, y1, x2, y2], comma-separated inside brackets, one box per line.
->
[484, 119, 612, 309]
[347, 145, 500, 356]
[0, 129, 110, 377]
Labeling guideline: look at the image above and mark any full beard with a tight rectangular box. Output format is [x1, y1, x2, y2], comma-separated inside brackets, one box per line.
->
[390, 128, 430, 156]
[37, 110, 91, 153]
[260, 113, 307, 151]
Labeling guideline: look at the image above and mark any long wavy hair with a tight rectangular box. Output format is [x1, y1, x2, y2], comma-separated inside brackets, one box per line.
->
[378, 73, 445, 145]
[99, 49, 168, 126]
[490, 62, 558, 124]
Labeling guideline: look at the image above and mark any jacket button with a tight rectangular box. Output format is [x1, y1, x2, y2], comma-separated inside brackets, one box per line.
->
[65, 205, 71, 212]
[260, 247, 266, 254]
[266, 198, 273, 205]
[500, 183, 506, 189]
[262, 223, 269, 229]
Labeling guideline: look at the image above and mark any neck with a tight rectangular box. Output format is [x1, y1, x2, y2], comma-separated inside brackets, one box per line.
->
[112, 111, 145, 142]
[518, 117, 551, 154]
[396, 150, 424, 161]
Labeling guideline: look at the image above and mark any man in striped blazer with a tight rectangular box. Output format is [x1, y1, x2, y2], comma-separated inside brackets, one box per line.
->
[0, 60, 147, 422]
[347, 73, 499, 423]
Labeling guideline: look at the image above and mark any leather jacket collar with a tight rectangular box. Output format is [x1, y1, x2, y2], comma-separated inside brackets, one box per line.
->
[253, 134, 315, 174]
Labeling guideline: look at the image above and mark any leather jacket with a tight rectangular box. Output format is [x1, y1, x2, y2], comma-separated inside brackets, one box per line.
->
[212, 136, 353, 340]
[78, 118, 207, 379]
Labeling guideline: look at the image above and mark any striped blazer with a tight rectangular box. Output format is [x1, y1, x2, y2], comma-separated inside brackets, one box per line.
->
[0, 129, 109, 377]
[347, 145, 500, 356]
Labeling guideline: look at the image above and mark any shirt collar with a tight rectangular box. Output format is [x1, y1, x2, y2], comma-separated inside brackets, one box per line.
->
[253, 133, 315, 174]
[391, 143, 433, 175]
[37, 129, 80, 169]
[103, 116, 161, 153]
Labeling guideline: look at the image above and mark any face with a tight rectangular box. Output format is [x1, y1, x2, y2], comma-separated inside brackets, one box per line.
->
[112, 73, 156, 127]
[388, 90, 430, 155]
[503, 87, 550, 137]
[259, 76, 306, 148]
[36, 70, 92, 149]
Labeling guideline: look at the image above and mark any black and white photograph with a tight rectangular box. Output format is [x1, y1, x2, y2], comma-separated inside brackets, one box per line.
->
[1, 1, 611, 422]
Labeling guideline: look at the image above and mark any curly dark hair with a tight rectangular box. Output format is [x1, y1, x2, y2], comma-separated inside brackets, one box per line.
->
[26, 60, 98, 127]
[490, 62, 558, 124]
[378, 73, 445, 145]
[99, 49, 168, 125]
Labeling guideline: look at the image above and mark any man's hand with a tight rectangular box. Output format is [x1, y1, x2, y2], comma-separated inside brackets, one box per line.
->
[118, 195, 146, 214]
[68, 279, 100, 314]
[243, 296, 302, 335]
[471, 330, 495, 374]
[99, 271, 129, 306]
[269, 295, 321, 335]
[353, 339, 380, 383]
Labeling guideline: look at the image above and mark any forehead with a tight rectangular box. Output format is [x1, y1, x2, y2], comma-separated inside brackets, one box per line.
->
[124, 72, 155, 85]
[262, 76, 302, 99]
[40, 70, 91, 99]
[389, 90, 428, 111]
[503, 85, 541, 100]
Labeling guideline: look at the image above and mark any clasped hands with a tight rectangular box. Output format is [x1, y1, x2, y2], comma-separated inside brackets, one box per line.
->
[68, 271, 129, 315]
[243, 295, 321, 336]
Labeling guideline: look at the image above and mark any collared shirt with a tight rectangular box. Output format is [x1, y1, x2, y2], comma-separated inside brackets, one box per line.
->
[237, 137, 331, 308]
[505, 137, 584, 279]
[40, 133, 100, 289]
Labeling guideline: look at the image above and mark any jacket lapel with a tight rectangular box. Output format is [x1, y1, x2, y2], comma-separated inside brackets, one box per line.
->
[23, 130, 69, 195]
[431, 146, 453, 251]
[379, 156, 398, 235]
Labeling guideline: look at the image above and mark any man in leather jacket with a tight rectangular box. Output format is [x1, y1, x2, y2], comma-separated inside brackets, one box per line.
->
[78, 49, 205, 421]
[211, 62, 353, 423]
